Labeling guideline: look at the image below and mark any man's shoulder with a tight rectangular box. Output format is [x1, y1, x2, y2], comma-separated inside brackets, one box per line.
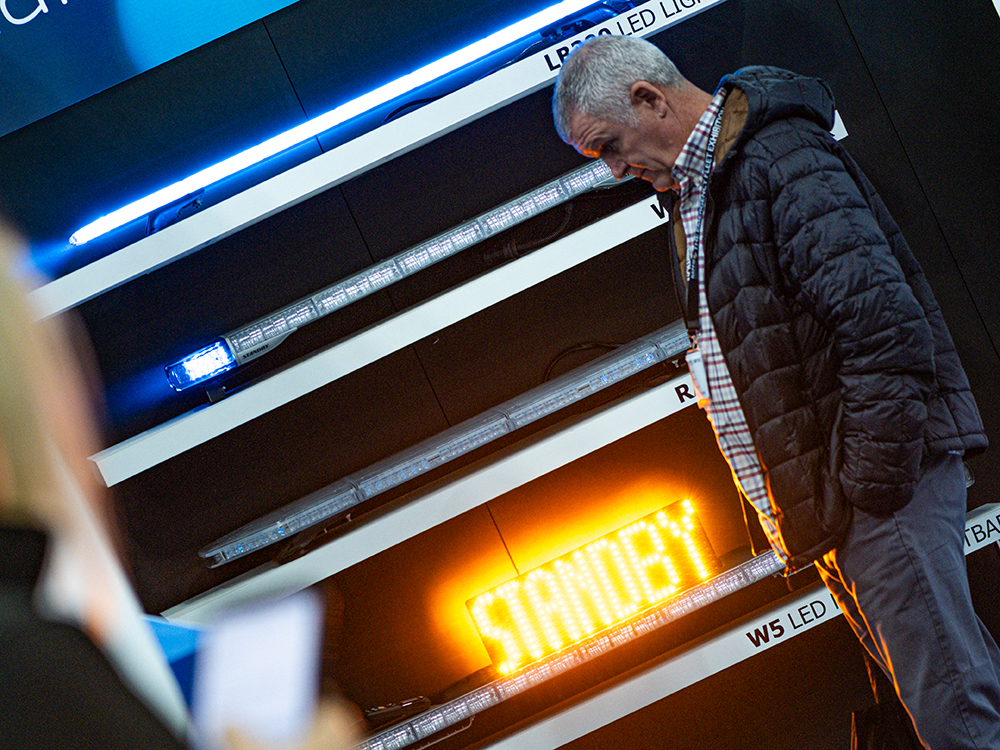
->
[739, 115, 837, 165]
[720, 66, 836, 156]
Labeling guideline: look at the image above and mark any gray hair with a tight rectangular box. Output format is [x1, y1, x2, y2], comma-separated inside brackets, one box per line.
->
[552, 35, 684, 143]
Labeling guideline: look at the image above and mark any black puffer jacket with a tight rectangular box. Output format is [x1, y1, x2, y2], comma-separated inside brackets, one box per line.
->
[670, 67, 987, 569]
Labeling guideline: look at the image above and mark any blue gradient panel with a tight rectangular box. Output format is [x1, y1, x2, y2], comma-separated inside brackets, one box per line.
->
[116, 0, 298, 72]
[0, 0, 296, 137]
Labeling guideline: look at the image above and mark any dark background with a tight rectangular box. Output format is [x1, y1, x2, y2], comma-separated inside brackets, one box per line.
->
[0, 0, 998, 748]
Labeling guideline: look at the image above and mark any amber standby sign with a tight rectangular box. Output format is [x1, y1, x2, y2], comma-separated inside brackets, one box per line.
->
[468, 500, 722, 674]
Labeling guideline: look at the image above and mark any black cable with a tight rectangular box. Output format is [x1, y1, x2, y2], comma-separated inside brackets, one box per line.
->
[542, 341, 622, 383]
[482, 202, 575, 268]
[381, 96, 444, 125]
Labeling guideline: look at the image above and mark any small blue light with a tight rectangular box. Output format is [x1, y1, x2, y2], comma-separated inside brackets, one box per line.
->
[165, 340, 236, 391]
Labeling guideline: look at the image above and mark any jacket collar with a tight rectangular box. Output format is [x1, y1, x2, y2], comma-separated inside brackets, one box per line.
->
[668, 88, 750, 267]
[715, 88, 749, 167]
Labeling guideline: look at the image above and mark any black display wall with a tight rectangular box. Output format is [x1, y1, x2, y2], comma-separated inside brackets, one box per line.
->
[0, 1, 998, 748]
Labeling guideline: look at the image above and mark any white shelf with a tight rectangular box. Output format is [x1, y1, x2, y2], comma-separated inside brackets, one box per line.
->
[482, 581, 840, 750]
[162, 372, 698, 623]
[29, 0, 726, 319]
[90, 196, 671, 487]
[170, 503, 1000, 745]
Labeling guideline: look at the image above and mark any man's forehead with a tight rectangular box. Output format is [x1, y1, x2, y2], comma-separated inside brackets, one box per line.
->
[567, 111, 607, 156]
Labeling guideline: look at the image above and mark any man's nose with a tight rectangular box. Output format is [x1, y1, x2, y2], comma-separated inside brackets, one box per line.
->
[603, 156, 628, 180]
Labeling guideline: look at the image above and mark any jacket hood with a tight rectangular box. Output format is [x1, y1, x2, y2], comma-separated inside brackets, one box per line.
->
[716, 66, 835, 146]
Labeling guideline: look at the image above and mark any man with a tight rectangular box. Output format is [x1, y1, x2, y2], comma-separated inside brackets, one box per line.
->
[553, 35, 1000, 748]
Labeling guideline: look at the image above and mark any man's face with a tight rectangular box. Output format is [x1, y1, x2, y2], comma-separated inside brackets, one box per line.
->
[567, 84, 689, 192]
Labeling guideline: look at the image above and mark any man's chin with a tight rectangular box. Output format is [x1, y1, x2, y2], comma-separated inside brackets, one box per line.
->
[634, 170, 676, 191]
[634, 169, 673, 191]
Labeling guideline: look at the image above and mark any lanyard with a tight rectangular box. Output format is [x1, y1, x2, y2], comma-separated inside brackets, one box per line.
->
[684, 107, 725, 331]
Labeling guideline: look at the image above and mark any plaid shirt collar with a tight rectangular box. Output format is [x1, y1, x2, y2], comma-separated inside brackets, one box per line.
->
[672, 90, 727, 200]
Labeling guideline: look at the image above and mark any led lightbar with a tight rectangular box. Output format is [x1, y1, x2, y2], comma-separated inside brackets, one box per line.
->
[165, 160, 615, 391]
[361, 551, 783, 750]
[69, 0, 602, 248]
[468, 500, 722, 674]
[199, 320, 689, 565]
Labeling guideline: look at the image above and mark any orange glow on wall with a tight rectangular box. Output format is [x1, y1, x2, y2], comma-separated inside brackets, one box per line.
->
[467, 500, 721, 674]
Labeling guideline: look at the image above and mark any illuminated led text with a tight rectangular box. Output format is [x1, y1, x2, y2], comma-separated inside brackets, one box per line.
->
[468, 500, 721, 674]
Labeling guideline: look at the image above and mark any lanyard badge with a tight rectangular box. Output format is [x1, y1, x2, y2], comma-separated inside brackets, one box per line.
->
[685, 345, 710, 409]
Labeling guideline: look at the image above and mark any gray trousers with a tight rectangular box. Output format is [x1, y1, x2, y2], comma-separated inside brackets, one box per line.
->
[816, 451, 1000, 750]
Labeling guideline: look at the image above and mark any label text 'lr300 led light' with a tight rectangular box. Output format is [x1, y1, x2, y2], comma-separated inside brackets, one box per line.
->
[467, 499, 722, 674]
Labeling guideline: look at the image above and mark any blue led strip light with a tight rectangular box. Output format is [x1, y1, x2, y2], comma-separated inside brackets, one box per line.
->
[164, 160, 615, 391]
[360, 551, 785, 750]
[199, 320, 689, 565]
[69, 0, 601, 247]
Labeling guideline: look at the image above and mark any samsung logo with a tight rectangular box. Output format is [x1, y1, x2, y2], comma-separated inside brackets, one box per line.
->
[2, 0, 69, 32]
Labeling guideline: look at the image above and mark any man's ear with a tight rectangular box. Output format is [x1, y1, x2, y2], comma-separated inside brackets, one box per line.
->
[630, 81, 667, 113]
